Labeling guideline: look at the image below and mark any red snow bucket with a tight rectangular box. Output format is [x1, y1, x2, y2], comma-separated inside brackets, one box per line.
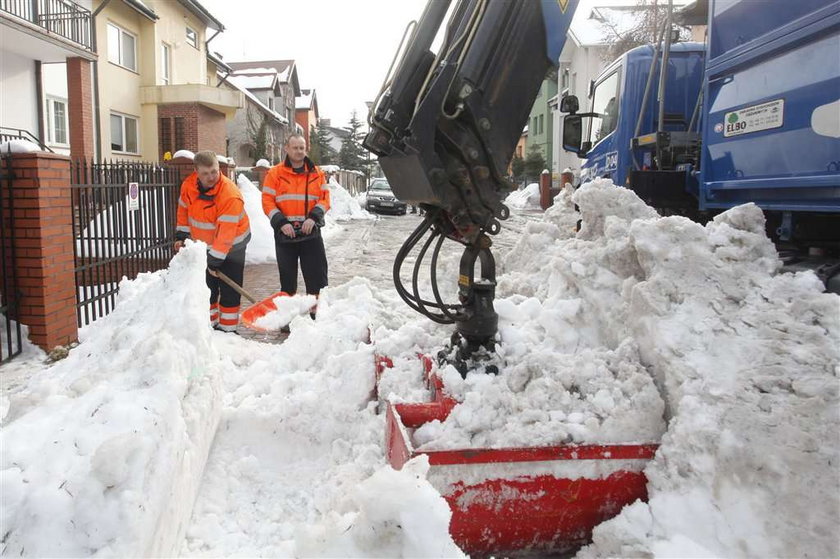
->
[240, 291, 289, 332]
[382, 356, 659, 556]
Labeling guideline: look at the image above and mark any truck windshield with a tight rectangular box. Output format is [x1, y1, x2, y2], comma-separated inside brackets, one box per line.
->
[588, 71, 620, 146]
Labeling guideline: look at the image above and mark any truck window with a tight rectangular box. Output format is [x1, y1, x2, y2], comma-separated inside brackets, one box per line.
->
[588, 71, 620, 145]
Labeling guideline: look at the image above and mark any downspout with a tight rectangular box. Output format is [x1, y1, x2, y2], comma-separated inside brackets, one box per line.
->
[91, 0, 115, 161]
[35, 61, 45, 146]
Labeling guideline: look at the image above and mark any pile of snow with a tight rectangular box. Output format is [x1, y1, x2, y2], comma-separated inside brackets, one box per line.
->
[415, 340, 664, 449]
[0, 139, 43, 154]
[493, 178, 838, 558]
[0, 242, 224, 556]
[319, 164, 340, 173]
[326, 177, 374, 221]
[237, 174, 276, 264]
[180, 278, 462, 556]
[172, 149, 195, 160]
[504, 182, 541, 210]
[253, 294, 316, 330]
[2, 248, 462, 556]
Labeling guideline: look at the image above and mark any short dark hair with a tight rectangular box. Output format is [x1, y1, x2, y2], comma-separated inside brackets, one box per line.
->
[194, 150, 218, 168]
[284, 134, 306, 146]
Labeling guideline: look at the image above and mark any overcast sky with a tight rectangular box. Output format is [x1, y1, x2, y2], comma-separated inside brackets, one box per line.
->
[201, 0, 428, 129]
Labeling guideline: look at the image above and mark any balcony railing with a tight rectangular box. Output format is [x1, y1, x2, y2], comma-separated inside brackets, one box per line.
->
[0, 0, 92, 50]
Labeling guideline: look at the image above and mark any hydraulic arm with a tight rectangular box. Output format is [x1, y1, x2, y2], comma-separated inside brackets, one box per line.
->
[364, 0, 578, 369]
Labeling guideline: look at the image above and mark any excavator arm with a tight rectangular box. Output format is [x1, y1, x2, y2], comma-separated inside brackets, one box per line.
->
[364, 0, 579, 370]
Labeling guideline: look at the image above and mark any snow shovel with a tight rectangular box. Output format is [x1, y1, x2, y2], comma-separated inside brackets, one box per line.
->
[215, 270, 289, 333]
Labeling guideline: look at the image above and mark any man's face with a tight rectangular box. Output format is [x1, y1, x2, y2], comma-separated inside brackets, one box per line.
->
[285, 137, 307, 164]
[196, 164, 220, 187]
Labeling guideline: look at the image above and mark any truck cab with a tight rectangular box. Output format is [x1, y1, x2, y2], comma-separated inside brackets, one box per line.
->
[562, 43, 706, 210]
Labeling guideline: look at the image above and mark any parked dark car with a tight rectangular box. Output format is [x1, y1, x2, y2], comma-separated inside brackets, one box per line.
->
[365, 179, 407, 215]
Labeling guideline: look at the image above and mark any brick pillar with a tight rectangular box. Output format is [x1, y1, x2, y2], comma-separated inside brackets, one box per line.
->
[66, 57, 95, 161]
[539, 169, 553, 210]
[167, 156, 195, 184]
[2, 152, 78, 350]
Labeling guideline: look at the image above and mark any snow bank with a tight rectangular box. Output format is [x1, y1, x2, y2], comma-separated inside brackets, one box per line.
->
[327, 177, 374, 221]
[0, 242, 224, 556]
[295, 457, 464, 558]
[504, 182, 541, 210]
[0, 139, 42, 154]
[490, 178, 839, 558]
[181, 278, 463, 556]
[237, 173, 276, 264]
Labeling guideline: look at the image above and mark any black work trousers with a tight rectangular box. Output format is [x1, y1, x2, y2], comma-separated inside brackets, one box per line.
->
[274, 233, 328, 296]
[207, 246, 246, 311]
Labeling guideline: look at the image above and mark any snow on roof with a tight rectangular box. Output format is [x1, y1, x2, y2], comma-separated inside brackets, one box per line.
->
[228, 74, 276, 90]
[296, 90, 314, 110]
[232, 67, 278, 75]
[228, 61, 294, 84]
[223, 76, 289, 125]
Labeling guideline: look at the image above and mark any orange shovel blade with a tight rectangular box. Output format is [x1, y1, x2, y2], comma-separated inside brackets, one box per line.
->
[240, 291, 289, 332]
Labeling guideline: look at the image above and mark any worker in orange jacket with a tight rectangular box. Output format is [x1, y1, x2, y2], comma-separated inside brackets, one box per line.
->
[262, 134, 330, 302]
[175, 150, 251, 332]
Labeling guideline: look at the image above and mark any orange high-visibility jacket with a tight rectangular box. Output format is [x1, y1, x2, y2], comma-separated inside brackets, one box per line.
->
[176, 172, 251, 267]
[261, 156, 330, 233]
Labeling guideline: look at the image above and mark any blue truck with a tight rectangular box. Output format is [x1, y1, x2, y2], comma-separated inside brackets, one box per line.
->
[561, 0, 840, 261]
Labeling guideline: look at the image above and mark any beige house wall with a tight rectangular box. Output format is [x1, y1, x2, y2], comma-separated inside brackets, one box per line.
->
[95, 0, 213, 160]
[96, 0, 145, 159]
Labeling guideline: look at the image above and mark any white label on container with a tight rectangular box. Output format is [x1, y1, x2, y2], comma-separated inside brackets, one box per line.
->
[723, 99, 784, 138]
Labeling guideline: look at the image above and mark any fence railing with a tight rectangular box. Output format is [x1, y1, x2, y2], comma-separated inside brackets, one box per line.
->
[0, 127, 54, 153]
[0, 0, 92, 50]
[71, 159, 180, 327]
[0, 150, 23, 364]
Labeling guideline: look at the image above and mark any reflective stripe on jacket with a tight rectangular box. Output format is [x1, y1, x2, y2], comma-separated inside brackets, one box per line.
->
[176, 172, 250, 267]
[261, 156, 330, 230]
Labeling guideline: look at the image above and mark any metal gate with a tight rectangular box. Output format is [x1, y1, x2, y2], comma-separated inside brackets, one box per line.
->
[0, 151, 22, 363]
[71, 159, 180, 327]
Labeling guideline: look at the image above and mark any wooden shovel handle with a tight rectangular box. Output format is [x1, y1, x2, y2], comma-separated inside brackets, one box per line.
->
[215, 270, 258, 305]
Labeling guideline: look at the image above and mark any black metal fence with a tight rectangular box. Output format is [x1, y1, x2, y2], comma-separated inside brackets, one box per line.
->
[71, 160, 180, 327]
[0, 0, 92, 50]
[0, 151, 23, 364]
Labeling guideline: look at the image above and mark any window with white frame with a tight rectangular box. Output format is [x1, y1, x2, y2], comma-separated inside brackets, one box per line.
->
[186, 26, 198, 48]
[107, 23, 137, 71]
[46, 97, 69, 146]
[110, 112, 139, 154]
[161, 43, 171, 84]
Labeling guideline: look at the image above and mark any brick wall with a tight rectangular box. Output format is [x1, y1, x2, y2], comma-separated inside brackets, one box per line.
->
[1, 153, 78, 350]
[198, 105, 226, 155]
[67, 57, 95, 161]
[158, 103, 227, 160]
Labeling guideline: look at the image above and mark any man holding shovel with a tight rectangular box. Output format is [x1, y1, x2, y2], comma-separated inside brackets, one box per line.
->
[174, 151, 251, 332]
